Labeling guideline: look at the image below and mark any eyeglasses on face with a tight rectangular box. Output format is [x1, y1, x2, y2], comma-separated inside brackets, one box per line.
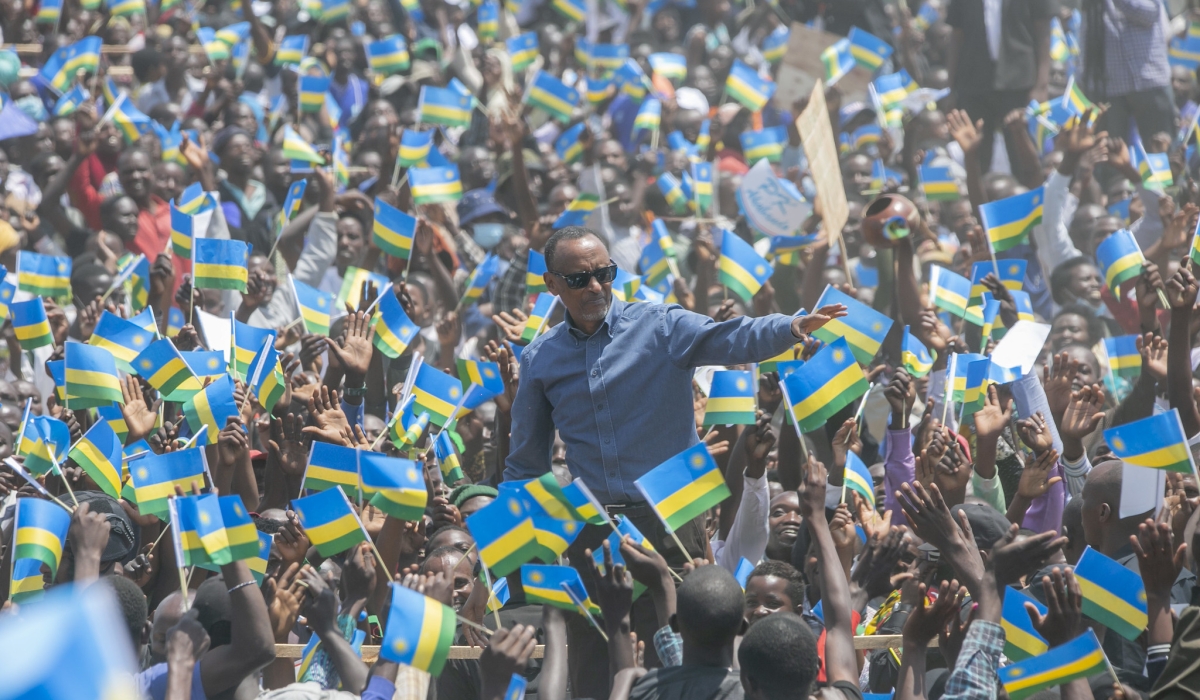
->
[549, 263, 618, 289]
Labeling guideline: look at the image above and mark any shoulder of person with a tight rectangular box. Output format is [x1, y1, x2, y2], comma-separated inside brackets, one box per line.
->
[811, 681, 864, 700]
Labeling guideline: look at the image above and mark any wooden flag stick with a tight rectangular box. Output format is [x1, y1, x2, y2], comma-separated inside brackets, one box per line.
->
[561, 582, 607, 642]
[178, 566, 191, 610]
[667, 529, 692, 562]
[457, 614, 495, 637]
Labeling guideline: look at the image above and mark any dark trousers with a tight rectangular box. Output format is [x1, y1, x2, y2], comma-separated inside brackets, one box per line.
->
[956, 89, 1035, 173]
[1096, 86, 1176, 145]
[563, 505, 707, 700]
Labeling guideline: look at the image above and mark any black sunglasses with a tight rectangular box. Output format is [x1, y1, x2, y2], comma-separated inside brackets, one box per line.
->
[549, 263, 619, 290]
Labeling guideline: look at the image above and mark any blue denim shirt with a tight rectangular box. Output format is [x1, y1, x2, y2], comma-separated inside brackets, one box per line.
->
[504, 297, 798, 504]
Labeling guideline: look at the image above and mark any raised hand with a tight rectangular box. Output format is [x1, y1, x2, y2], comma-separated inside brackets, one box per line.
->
[1131, 519, 1186, 600]
[492, 308, 531, 345]
[119, 376, 159, 444]
[743, 410, 776, 472]
[904, 580, 965, 647]
[973, 384, 1012, 442]
[1137, 332, 1168, 382]
[1015, 448, 1062, 501]
[302, 386, 351, 444]
[851, 524, 910, 600]
[1042, 352, 1079, 421]
[326, 311, 375, 384]
[793, 303, 849, 336]
[884, 368, 914, 429]
[1060, 385, 1105, 443]
[479, 625, 538, 700]
[946, 109, 984, 155]
[1167, 264, 1199, 311]
[1015, 411, 1054, 455]
[267, 414, 310, 477]
[797, 455, 828, 519]
[263, 562, 308, 642]
[831, 417, 861, 472]
[1026, 568, 1083, 648]
[590, 540, 634, 626]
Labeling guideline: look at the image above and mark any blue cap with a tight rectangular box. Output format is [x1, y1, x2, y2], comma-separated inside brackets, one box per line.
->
[457, 188, 509, 226]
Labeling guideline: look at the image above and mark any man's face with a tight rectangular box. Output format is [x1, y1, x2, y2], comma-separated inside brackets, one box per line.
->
[1067, 264, 1102, 305]
[109, 196, 140, 242]
[336, 218, 365, 268]
[744, 575, 796, 626]
[544, 236, 613, 326]
[429, 529, 475, 556]
[459, 495, 494, 519]
[220, 134, 256, 175]
[14, 381, 40, 415]
[167, 37, 190, 71]
[0, 380, 18, 406]
[842, 155, 873, 196]
[97, 122, 123, 157]
[118, 152, 153, 203]
[424, 554, 474, 611]
[52, 120, 75, 157]
[766, 492, 801, 559]
[1087, 216, 1122, 256]
[599, 140, 626, 170]
[153, 163, 186, 203]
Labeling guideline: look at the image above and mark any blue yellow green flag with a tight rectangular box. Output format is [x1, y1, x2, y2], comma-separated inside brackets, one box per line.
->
[302, 440, 362, 500]
[433, 429, 463, 483]
[1102, 335, 1140, 379]
[412, 363, 467, 427]
[181, 375, 239, 447]
[718, 230, 772, 303]
[9, 557, 46, 603]
[811, 285, 893, 365]
[11, 298, 54, 351]
[979, 187, 1044, 253]
[843, 451, 875, 508]
[293, 486, 367, 557]
[89, 310, 155, 374]
[14, 497, 71, 575]
[465, 489, 539, 576]
[1095, 228, 1144, 294]
[292, 277, 334, 336]
[410, 165, 463, 205]
[1074, 545, 1148, 640]
[372, 288, 421, 359]
[170, 493, 232, 566]
[65, 342, 123, 407]
[929, 265, 970, 318]
[635, 442, 731, 533]
[68, 419, 124, 499]
[725, 59, 775, 111]
[193, 238, 249, 291]
[373, 198, 417, 260]
[130, 447, 208, 519]
[848, 26, 892, 71]
[1103, 409, 1194, 474]
[380, 583, 457, 676]
[1002, 586, 1049, 662]
[524, 71, 579, 123]
[17, 251, 71, 298]
[703, 370, 756, 425]
[998, 630, 1108, 700]
[781, 337, 869, 432]
[368, 35, 410, 74]
[231, 318, 276, 381]
[362, 452, 427, 520]
[521, 564, 598, 613]
[902, 326, 934, 377]
[219, 494, 260, 561]
[460, 254, 500, 308]
[133, 338, 196, 398]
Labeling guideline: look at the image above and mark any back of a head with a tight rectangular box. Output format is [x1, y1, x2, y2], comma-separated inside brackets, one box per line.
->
[675, 565, 745, 649]
[105, 574, 148, 652]
[738, 613, 819, 700]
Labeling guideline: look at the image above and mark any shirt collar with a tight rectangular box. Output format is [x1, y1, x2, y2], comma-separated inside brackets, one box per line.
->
[565, 295, 623, 342]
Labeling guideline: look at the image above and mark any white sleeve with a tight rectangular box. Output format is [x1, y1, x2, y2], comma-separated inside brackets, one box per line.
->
[712, 474, 770, 573]
[1034, 170, 1083, 274]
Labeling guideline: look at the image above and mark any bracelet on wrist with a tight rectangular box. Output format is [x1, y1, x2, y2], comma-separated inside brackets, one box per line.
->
[343, 385, 367, 398]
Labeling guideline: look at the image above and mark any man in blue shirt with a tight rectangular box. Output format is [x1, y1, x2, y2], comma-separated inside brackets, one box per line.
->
[504, 226, 844, 695]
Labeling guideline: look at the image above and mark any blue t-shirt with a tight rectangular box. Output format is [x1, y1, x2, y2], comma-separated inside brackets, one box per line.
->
[136, 661, 206, 700]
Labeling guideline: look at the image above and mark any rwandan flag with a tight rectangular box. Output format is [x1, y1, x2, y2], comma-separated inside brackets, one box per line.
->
[527, 249, 548, 295]
[1102, 335, 1141, 378]
[130, 447, 208, 519]
[980, 187, 1044, 253]
[390, 396, 429, 450]
[372, 289, 420, 359]
[89, 310, 155, 374]
[303, 441, 362, 500]
[133, 338, 196, 398]
[65, 342, 123, 407]
[68, 419, 123, 499]
[412, 363, 466, 428]
[338, 266, 390, 310]
[175, 182, 214, 215]
[12, 299, 54, 351]
[373, 198, 417, 260]
[811, 285, 893, 366]
[362, 453, 427, 520]
[418, 85, 473, 128]
[843, 451, 875, 508]
[718, 230, 772, 303]
[368, 35, 410, 75]
[999, 630, 1108, 700]
[634, 99, 662, 134]
[247, 339, 285, 412]
[193, 238, 249, 292]
[554, 192, 600, 227]
[782, 337, 869, 432]
[458, 359, 505, 396]
[725, 59, 775, 111]
[17, 251, 71, 298]
[108, 95, 153, 142]
[293, 487, 367, 557]
[298, 75, 329, 112]
[283, 125, 325, 164]
[635, 442, 731, 533]
[703, 370, 756, 425]
[9, 558, 46, 603]
[821, 38, 854, 85]
[1103, 409, 1194, 474]
[216, 495, 260, 562]
[170, 493, 231, 566]
[948, 352, 986, 401]
[969, 260, 1026, 306]
[919, 164, 958, 201]
[459, 254, 499, 307]
[522, 293, 557, 343]
[171, 204, 194, 259]
[465, 489, 539, 576]
[693, 162, 713, 215]
[524, 71, 579, 123]
[555, 122, 586, 164]
[522, 473, 577, 521]
[14, 498, 70, 575]
[649, 52, 687, 82]
[531, 515, 582, 563]
[640, 226, 673, 286]
[507, 32, 540, 73]
[848, 26, 892, 71]
[929, 265, 970, 318]
[380, 583, 457, 676]
[398, 129, 433, 166]
[292, 277, 333, 336]
[761, 25, 789, 63]
[477, 0, 498, 39]
[902, 326, 934, 377]
[521, 565, 597, 614]
[1073, 546, 1148, 641]
[182, 375, 239, 447]
[741, 126, 787, 163]
[1095, 229, 1144, 294]
[40, 36, 101, 93]
[1002, 586, 1049, 661]
[410, 166, 463, 205]
[433, 429, 463, 483]
[557, 479, 608, 525]
[275, 35, 309, 66]
[232, 318, 276, 381]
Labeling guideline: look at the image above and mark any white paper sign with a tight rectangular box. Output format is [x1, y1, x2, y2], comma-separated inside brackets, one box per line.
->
[990, 321, 1051, 378]
[196, 309, 232, 363]
[740, 159, 806, 238]
[1119, 463, 1166, 519]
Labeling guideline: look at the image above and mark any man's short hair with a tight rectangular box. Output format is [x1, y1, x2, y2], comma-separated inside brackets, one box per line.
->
[746, 560, 805, 610]
[544, 226, 604, 272]
[105, 574, 148, 648]
[738, 612, 819, 700]
[675, 565, 745, 649]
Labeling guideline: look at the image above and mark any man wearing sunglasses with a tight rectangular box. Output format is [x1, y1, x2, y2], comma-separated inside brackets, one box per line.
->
[503, 226, 847, 695]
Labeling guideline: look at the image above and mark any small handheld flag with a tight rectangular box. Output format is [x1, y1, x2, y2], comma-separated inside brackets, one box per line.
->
[192, 238, 250, 291]
[1002, 586, 1049, 661]
[718, 230, 772, 303]
[465, 489, 539, 576]
[979, 187, 1044, 253]
[634, 442, 731, 533]
[1103, 409, 1194, 474]
[373, 198, 417, 260]
[725, 59, 775, 111]
[293, 486, 368, 557]
[781, 337, 869, 432]
[811, 285, 893, 366]
[1095, 228, 1144, 294]
[380, 583, 457, 676]
[1073, 546, 1148, 641]
[703, 370, 756, 425]
[999, 630, 1108, 700]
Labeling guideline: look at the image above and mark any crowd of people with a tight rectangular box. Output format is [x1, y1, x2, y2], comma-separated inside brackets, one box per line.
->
[2, 0, 1200, 699]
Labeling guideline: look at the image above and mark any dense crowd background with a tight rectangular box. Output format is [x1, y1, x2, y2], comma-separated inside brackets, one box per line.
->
[4, 0, 1200, 699]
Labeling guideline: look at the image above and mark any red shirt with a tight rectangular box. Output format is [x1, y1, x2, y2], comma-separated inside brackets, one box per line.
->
[126, 195, 190, 293]
[68, 152, 119, 231]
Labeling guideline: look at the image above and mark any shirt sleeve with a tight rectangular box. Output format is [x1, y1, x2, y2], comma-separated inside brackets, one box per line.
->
[661, 306, 797, 369]
[1062, 453, 1092, 498]
[361, 674, 397, 700]
[884, 428, 915, 527]
[971, 469, 1007, 514]
[1012, 371, 1067, 533]
[503, 346, 555, 481]
[940, 620, 1005, 700]
[713, 473, 770, 571]
[1033, 170, 1083, 275]
[294, 212, 340, 288]
[1112, 0, 1164, 26]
